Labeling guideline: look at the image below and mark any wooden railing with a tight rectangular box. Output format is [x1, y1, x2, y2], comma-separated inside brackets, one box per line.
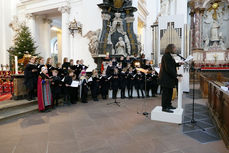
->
[208, 81, 229, 149]
[199, 73, 229, 99]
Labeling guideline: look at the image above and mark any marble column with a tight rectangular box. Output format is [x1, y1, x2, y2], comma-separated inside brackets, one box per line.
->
[199, 8, 205, 49]
[190, 11, 195, 51]
[194, 8, 201, 49]
[125, 16, 138, 55]
[58, 5, 70, 62]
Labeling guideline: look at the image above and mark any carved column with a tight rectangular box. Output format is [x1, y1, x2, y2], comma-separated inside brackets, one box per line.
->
[124, 6, 138, 55]
[58, 5, 71, 62]
[99, 13, 111, 54]
[125, 16, 138, 55]
[194, 8, 201, 49]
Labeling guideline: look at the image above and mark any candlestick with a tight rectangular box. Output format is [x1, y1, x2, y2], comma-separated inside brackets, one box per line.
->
[15, 56, 18, 74]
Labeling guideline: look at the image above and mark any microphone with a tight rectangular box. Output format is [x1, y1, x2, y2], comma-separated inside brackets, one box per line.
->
[176, 54, 186, 61]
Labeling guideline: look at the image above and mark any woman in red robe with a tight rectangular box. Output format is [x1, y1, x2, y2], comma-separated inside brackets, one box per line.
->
[37, 66, 52, 112]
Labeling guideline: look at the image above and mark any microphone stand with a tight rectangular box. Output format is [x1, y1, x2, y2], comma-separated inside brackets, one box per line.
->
[142, 73, 150, 118]
[176, 54, 205, 131]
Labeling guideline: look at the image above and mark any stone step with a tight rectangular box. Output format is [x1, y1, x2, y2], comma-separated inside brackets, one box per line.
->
[0, 99, 38, 122]
[0, 104, 38, 121]
[0, 99, 37, 112]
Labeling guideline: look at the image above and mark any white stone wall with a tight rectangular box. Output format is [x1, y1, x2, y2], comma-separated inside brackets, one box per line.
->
[68, 0, 102, 71]
[0, 0, 18, 65]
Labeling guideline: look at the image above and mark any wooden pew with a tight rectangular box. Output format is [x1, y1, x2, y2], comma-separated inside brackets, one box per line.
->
[208, 82, 229, 149]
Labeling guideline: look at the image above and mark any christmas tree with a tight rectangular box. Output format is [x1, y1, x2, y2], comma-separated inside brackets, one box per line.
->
[8, 23, 38, 71]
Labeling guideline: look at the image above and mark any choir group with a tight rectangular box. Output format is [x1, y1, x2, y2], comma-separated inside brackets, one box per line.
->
[24, 54, 159, 112]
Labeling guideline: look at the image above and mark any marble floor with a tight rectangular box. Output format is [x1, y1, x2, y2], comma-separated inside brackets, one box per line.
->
[0, 94, 228, 153]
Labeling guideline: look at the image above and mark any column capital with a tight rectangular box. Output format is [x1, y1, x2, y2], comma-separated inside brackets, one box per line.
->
[43, 18, 52, 24]
[101, 13, 111, 21]
[25, 13, 34, 20]
[58, 5, 71, 14]
[151, 23, 158, 28]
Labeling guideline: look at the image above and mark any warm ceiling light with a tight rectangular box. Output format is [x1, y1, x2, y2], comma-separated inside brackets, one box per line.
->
[51, 26, 61, 32]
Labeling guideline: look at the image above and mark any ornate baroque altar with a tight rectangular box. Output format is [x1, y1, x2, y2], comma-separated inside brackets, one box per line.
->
[97, 0, 139, 57]
[189, 0, 229, 65]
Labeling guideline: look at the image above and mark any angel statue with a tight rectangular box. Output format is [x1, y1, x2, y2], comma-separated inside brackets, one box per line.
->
[9, 16, 21, 32]
[84, 29, 101, 55]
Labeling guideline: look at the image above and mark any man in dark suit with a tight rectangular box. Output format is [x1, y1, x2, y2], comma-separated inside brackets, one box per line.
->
[159, 44, 183, 113]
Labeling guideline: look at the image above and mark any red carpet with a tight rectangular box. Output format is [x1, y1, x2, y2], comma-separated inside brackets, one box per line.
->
[0, 94, 12, 102]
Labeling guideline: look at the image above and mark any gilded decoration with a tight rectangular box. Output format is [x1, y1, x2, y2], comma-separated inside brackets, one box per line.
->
[208, 1, 221, 20]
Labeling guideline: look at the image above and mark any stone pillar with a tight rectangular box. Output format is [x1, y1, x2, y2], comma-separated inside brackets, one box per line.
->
[57, 32, 62, 63]
[194, 8, 201, 49]
[25, 13, 36, 39]
[58, 5, 70, 62]
[43, 18, 52, 59]
[1, 0, 7, 65]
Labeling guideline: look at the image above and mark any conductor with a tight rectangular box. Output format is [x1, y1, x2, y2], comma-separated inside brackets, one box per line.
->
[159, 44, 183, 113]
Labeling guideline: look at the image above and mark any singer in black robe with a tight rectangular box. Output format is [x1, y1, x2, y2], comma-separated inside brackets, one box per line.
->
[159, 44, 182, 113]
[24, 58, 38, 101]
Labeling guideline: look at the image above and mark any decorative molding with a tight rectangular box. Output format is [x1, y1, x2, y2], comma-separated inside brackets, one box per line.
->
[25, 13, 33, 19]
[19, 0, 32, 3]
[18, 0, 71, 14]
[58, 5, 71, 14]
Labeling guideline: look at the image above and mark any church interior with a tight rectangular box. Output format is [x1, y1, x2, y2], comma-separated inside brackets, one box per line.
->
[0, 0, 229, 153]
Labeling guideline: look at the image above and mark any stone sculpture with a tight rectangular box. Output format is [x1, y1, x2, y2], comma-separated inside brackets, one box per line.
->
[115, 37, 126, 56]
[84, 29, 101, 55]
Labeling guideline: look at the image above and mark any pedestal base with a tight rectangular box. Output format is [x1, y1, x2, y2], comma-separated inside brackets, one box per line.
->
[151, 106, 183, 124]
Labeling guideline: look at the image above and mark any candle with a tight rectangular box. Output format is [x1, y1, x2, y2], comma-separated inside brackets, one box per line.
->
[15, 56, 18, 74]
